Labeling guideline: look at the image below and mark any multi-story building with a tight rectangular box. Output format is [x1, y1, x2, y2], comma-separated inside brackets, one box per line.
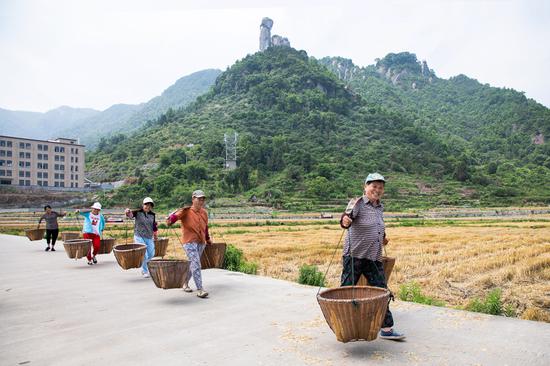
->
[0, 135, 85, 189]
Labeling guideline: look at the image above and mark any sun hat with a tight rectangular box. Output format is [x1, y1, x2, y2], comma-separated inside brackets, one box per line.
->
[143, 197, 154, 205]
[91, 202, 102, 210]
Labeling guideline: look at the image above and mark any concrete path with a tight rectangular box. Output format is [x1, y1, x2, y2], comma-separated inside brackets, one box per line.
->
[1, 233, 549, 366]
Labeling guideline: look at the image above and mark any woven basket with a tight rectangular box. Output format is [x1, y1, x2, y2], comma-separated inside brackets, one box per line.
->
[63, 239, 92, 259]
[200, 243, 226, 269]
[61, 232, 81, 241]
[98, 238, 116, 254]
[317, 286, 390, 343]
[154, 237, 169, 257]
[25, 228, 46, 241]
[147, 259, 190, 289]
[113, 243, 146, 270]
[357, 256, 396, 286]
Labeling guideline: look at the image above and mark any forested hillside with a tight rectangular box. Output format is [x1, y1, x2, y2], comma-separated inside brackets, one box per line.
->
[87, 47, 550, 209]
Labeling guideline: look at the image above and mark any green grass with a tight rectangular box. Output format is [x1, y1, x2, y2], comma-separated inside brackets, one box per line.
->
[465, 288, 515, 316]
[398, 281, 445, 306]
[297, 264, 325, 287]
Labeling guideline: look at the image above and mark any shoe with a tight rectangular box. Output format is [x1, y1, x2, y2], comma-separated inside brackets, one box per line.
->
[183, 286, 193, 293]
[45, 247, 50, 251]
[92, 256, 97, 264]
[197, 290, 209, 298]
[142, 272, 150, 278]
[87, 260, 93, 265]
[380, 329, 406, 340]
[51, 247, 55, 251]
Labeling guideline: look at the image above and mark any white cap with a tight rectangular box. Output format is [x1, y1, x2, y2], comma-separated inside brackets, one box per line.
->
[143, 197, 154, 205]
[365, 173, 386, 184]
[91, 202, 102, 210]
[192, 190, 206, 198]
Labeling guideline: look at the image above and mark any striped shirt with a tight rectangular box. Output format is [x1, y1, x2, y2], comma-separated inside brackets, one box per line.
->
[342, 196, 385, 261]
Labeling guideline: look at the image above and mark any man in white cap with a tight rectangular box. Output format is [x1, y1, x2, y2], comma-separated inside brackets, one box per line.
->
[125, 197, 158, 278]
[167, 189, 212, 298]
[340, 173, 405, 340]
[76, 202, 105, 266]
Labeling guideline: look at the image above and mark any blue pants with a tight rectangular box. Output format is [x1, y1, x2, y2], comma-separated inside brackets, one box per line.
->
[184, 242, 205, 290]
[134, 236, 155, 274]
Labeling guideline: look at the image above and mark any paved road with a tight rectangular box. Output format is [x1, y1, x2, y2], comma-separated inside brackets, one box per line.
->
[1, 234, 549, 365]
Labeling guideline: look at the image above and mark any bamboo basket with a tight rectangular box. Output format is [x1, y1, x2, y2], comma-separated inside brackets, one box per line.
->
[113, 243, 147, 270]
[25, 228, 46, 241]
[154, 237, 169, 257]
[317, 286, 390, 343]
[357, 256, 396, 286]
[63, 239, 92, 259]
[61, 232, 81, 241]
[98, 238, 116, 255]
[200, 242, 226, 269]
[147, 259, 190, 289]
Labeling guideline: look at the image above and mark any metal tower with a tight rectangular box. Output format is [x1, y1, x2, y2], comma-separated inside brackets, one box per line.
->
[224, 132, 238, 170]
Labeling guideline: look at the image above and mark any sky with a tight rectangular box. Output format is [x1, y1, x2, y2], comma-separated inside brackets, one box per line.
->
[1, 0, 549, 112]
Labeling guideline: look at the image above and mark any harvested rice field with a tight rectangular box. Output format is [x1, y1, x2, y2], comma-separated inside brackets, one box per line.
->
[1, 209, 549, 322]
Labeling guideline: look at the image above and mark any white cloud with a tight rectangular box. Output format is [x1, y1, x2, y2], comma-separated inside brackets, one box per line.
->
[0, 0, 548, 111]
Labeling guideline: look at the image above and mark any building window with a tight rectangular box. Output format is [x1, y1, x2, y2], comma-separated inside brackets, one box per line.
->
[75, 166, 78, 172]
[42, 181, 48, 187]
[43, 145, 48, 151]
[0, 150, 4, 157]
[19, 179, 25, 185]
[7, 141, 12, 147]
[75, 157, 78, 163]
[75, 174, 78, 180]
[26, 143, 31, 149]
[7, 151, 12, 157]
[0, 141, 4, 147]
[0, 170, 4, 176]
[38, 144, 43, 151]
[60, 182, 64, 187]
[19, 142, 25, 149]
[19, 161, 25, 168]
[0, 160, 4, 167]
[43, 154, 48, 160]
[6, 160, 12, 167]
[19, 152, 25, 158]
[37, 172, 42, 178]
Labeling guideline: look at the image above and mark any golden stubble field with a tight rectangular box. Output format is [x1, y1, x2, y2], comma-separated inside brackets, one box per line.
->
[2, 211, 549, 322]
[166, 216, 550, 322]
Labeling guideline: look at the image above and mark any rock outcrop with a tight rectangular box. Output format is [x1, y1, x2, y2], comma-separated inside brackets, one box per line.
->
[259, 18, 291, 51]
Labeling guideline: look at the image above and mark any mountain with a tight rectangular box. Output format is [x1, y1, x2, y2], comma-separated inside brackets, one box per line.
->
[0, 69, 222, 147]
[0, 106, 100, 140]
[86, 46, 549, 209]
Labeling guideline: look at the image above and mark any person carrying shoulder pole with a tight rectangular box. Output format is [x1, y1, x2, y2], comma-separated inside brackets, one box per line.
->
[76, 202, 105, 266]
[125, 197, 158, 278]
[38, 205, 66, 252]
[166, 190, 212, 299]
[340, 173, 405, 341]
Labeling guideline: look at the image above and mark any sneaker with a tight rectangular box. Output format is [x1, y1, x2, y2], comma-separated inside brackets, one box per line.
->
[45, 247, 50, 251]
[87, 260, 93, 265]
[183, 286, 193, 293]
[92, 256, 97, 264]
[380, 329, 406, 341]
[197, 290, 209, 298]
[51, 247, 56, 251]
[142, 272, 150, 278]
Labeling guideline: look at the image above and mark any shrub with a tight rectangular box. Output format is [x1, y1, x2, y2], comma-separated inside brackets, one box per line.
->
[223, 244, 258, 275]
[398, 281, 445, 306]
[298, 264, 325, 287]
[465, 288, 512, 316]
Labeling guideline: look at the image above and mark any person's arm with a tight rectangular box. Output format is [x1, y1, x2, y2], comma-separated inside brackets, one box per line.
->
[99, 215, 106, 237]
[153, 217, 158, 240]
[340, 213, 352, 229]
[166, 207, 188, 226]
[38, 214, 45, 228]
[124, 208, 134, 219]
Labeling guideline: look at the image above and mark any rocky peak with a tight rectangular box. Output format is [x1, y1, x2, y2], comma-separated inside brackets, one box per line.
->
[375, 52, 436, 88]
[259, 17, 291, 51]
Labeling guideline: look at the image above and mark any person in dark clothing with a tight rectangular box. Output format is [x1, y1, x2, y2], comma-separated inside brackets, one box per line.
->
[125, 197, 158, 278]
[38, 205, 66, 251]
